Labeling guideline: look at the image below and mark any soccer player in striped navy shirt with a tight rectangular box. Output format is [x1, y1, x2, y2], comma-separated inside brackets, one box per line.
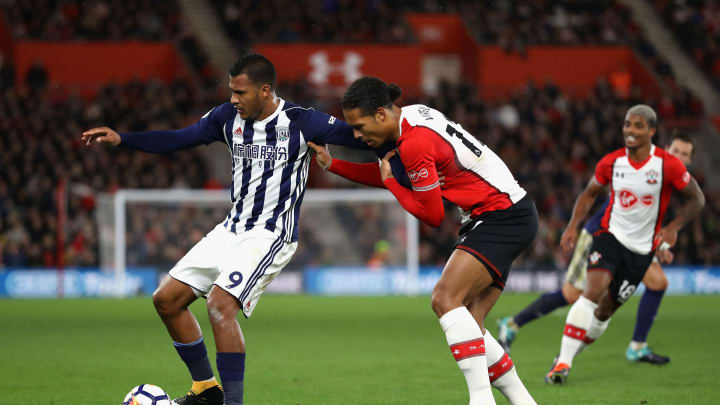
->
[81, 54, 372, 405]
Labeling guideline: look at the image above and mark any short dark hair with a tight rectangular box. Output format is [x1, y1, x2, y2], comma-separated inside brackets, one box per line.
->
[668, 130, 695, 153]
[626, 104, 657, 128]
[341, 77, 402, 116]
[229, 54, 276, 89]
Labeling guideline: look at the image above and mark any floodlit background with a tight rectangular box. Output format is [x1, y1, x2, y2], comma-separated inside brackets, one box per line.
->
[1, 1, 719, 404]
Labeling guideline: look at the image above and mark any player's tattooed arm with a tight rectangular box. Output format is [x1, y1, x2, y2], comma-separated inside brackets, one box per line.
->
[560, 177, 606, 253]
[658, 177, 705, 248]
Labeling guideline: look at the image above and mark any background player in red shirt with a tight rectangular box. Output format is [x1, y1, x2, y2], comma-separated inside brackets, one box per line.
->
[496, 132, 696, 365]
[310, 77, 538, 405]
[546, 105, 705, 384]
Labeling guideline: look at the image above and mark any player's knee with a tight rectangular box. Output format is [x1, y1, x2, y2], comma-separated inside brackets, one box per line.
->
[644, 268, 668, 291]
[562, 283, 582, 304]
[206, 292, 240, 325]
[152, 288, 176, 318]
[431, 288, 459, 318]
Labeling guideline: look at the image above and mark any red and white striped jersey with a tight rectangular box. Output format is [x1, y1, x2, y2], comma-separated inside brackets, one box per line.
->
[595, 145, 690, 254]
[396, 104, 526, 223]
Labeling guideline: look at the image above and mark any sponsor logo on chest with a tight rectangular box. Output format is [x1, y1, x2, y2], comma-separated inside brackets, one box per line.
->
[231, 124, 290, 166]
[617, 189, 655, 209]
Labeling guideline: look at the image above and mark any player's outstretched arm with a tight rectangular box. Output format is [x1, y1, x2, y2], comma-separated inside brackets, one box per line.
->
[81, 127, 121, 146]
[657, 177, 705, 248]
[560, 178, 605, 253]
[307, 141, 386, 188]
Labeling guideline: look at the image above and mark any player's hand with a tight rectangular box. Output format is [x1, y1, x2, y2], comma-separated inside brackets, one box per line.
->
[438, 170, 446, 188]
[655, 226, 678, 250]
[307, 142, 332, 169]
[656, 248, 674, 264]
[560, 227, 578, 253]
[81, 127, 121, 146]
[380, 150, 396, 181]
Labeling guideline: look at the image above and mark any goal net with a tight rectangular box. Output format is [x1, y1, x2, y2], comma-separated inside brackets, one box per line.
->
[96, 189, 420, 296]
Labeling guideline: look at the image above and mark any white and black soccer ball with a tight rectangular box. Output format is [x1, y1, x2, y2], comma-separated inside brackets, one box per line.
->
[122, 384, 172, 405]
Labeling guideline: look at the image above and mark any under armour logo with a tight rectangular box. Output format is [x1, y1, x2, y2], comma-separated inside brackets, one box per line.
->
[309, 51, 364, 85]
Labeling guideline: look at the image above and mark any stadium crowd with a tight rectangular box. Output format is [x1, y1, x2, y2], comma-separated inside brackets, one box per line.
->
[1, 0, 719, 272]
[654, 0, 720, 89]
[0, 68, 216, 268]
[0, 0, 214, 82]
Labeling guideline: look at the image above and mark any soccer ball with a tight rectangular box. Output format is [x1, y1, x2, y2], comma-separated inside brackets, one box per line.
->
[122, 384, 172, 405]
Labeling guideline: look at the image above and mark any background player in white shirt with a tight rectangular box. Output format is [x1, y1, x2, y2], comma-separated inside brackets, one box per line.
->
[81, 54, 369, 405]
[545, 105, 705, 384]
[497, 132, 696, 365]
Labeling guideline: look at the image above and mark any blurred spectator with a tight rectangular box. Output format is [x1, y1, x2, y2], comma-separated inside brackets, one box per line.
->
[2, 0, 180, 40]
[24, 60, 48, 90]
[0, 54, 14, 91]
[654, 0, 720, 89]
[211, 0, 413, 48]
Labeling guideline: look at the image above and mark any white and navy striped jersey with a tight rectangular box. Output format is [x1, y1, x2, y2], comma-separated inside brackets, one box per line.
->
[120, 98, 367, 242]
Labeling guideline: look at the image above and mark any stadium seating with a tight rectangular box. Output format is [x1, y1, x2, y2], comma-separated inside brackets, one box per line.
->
[0, 77, 217, 267]
[0, 0, 718, 270]
[653, 0, 720, 89]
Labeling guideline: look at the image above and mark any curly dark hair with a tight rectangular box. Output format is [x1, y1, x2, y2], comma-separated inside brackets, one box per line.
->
[341, 77, 402, 116]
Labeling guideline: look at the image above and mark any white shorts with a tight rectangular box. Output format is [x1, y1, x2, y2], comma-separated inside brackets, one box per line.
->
[564, 228, 594, 290]
[169, 224, 297, 318]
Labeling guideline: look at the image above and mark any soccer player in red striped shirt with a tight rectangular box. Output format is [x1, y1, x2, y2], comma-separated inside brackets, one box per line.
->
[309, 77, 537, 405]
[546, 105, 705, 384]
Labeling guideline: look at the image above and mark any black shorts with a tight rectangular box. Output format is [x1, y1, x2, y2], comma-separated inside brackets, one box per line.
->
[586, 232, 654, 304]
[454, 196, 538, 290]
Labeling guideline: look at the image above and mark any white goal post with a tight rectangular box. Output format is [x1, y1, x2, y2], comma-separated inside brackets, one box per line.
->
[98, 189, 420, 295]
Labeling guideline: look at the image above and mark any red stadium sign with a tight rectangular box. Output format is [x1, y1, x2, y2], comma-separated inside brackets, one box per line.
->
[254, 44, 422, 93]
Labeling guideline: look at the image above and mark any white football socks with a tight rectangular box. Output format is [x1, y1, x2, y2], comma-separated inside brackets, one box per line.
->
[588, 313, 611, 343]
[483, 330, 537, 405]
[439, 307, 496, 405]
[558, 295, 597, 366]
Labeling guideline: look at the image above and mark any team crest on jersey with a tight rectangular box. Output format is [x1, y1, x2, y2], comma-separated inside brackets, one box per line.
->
[589, 251, 602, 265]
[645, 169, 659, 184]
[276, 126, 289, 142]
[408, 168, 429, 183]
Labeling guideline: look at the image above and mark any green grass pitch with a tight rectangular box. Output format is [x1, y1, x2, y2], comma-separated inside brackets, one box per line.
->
[3, 293, 719, 404]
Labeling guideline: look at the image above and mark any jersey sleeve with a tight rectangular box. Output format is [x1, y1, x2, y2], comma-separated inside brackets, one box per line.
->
[297, 109, 369, 150]
[120, 103, 231, 153]
[397, 130, 440, 192]
[327, 159, 385, 188]
[663, 154, 691, 190]
[382, 131, 444, 226]
[594, 154, 615, 185]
